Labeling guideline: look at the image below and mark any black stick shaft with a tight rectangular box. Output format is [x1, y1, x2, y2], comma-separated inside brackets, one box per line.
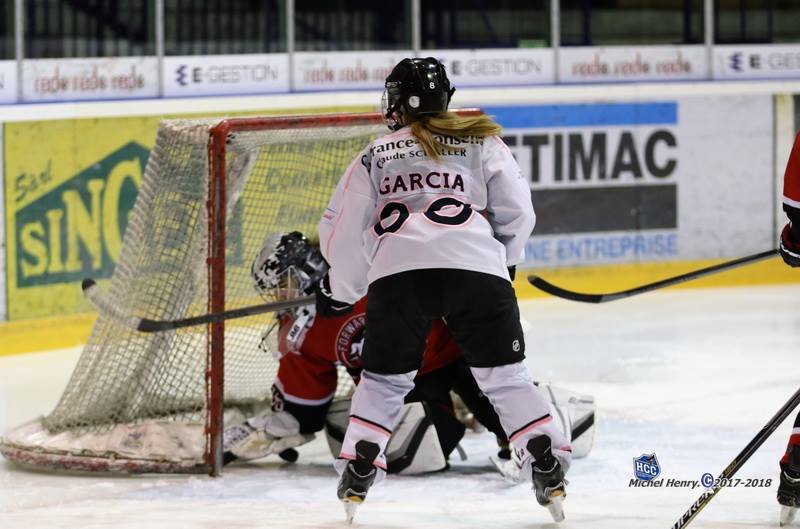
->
[137, 295, 315, 332]
[82, 278, 314, 333]
[529, 249, 778, 303]
[671, 387, 800, 529]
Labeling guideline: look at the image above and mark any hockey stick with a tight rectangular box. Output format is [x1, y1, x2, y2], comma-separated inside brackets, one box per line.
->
[670, 386, 800, 529]
[81, 279, 314, 332]
[528, 249, 778, 303]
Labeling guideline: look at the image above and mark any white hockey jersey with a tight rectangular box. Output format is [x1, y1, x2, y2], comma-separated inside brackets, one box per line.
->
[319, 126, 535, 303]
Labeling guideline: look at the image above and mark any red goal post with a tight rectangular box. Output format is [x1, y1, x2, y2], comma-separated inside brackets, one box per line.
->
[205, 109, 481, 475]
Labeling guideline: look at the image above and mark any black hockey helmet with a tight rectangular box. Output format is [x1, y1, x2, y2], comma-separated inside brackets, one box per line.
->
[252, 231, 328, 299]
[382, 57, 455, 131]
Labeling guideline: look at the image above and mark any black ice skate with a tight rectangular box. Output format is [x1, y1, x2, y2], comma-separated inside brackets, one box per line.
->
[527, 435, 567, 523]
[779, 445, 800, 526]
[337, 440, 381, 524]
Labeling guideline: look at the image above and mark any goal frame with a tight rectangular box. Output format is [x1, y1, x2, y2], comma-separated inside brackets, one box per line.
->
[205, 110, 481, 476]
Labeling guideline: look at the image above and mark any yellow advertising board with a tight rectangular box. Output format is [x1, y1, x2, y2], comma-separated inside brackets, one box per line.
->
[5, 116, 159, 319]
[3, 106, 371, 320]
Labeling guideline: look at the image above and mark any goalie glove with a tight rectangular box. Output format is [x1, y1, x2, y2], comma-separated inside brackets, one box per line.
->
[315, 273, 354, 318]
[780, 223, 800, 268]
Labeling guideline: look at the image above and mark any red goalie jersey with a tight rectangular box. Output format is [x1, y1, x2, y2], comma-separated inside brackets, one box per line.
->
[784, 132, 800, 210]
[780, 131, 800, 269]
[270, 297, 462, 433]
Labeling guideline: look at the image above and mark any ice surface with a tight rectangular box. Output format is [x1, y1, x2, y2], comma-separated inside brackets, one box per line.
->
[1, 285, 799, 529]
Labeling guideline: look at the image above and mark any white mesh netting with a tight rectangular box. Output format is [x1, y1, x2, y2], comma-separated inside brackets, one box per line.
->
[0, 115, 387, 473]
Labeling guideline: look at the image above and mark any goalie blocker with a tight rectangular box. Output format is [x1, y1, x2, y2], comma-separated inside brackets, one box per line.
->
[325, 382, 595, 475]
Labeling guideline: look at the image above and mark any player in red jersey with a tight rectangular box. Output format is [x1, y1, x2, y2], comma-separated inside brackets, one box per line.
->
[222, 232, 508, 473]
[778, 131, 800, 526]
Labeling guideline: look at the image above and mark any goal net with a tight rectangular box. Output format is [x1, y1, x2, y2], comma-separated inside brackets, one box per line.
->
[0, 112, 404, 476]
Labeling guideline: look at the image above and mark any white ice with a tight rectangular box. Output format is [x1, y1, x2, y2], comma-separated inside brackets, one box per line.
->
[1, 284, 799, 529]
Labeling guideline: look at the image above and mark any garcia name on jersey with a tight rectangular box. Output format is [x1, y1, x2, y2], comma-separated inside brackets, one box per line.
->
[320, 127, 535, 303]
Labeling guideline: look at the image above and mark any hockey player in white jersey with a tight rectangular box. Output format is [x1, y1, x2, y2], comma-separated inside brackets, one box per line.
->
[318, 57, 572, 523]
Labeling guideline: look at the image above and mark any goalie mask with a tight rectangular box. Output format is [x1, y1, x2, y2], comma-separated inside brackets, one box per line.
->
[382, 57, 455, 131]
[252, 231, 328, 300]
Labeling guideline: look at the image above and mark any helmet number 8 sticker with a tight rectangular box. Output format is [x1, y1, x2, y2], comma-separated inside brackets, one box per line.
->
[373, 197, 473, 236]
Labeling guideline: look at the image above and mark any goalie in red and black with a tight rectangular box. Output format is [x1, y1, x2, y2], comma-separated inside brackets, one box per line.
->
[223, 231, 595, 474]
[222, 231, 512, 474]
[778, 131, 800, 527]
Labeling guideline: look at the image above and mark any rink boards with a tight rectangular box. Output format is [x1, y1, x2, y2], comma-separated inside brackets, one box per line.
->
[0, 84, 799, 353]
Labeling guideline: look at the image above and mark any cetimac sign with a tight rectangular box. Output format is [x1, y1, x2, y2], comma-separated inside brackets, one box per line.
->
[486, 96, 773, 266]
[492, 102, 679, 238]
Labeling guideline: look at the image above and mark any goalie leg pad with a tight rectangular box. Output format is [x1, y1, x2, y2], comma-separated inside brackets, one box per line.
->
[326, 399, 454, 475]
[539, 382, 596, 460]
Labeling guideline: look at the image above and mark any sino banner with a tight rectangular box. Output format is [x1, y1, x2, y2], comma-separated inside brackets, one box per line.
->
[2, 104, 372, 320]
[4, 116, 160, 319]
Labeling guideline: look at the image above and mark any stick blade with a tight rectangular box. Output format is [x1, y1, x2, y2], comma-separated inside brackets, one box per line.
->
[780, 506, 797, 526]
[81, 278, 142, 331]
[344, 501, 360, 524]
[545, 492, 565, 523]
[528, 275, 604, 303]
[136, 318, 168, 333]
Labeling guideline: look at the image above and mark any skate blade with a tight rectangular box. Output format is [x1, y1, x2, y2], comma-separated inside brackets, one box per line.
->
[780, 506, 798, 526]
[545, 491, 565, 523]
[343, 497, 363, 524]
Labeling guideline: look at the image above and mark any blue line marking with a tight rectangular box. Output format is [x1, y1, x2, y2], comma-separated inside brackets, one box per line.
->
[483, 102, 678, 129]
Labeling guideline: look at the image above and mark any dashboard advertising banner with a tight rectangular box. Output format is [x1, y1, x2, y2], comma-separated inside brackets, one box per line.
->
[0, 61, 16, 104]
[293, 50, 412, 91]
[484, 96, 773, 268]
[22, 57, 159, 102]
[423, 48, 554, 87]
[715, 44, 800, 80]
[559, 46, 706, 84]
[162, 54, 290, 97]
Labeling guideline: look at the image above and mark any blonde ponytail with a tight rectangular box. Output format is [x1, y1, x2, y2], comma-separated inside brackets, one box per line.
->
[409, 112, 503, 162]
